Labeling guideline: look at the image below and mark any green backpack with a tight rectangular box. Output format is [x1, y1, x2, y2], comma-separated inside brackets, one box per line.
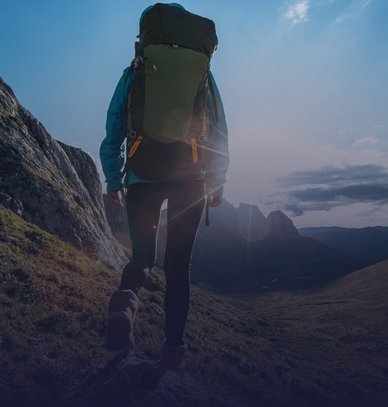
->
[123, 3, 218, 182]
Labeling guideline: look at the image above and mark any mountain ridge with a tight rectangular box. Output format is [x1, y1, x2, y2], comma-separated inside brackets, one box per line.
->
[299, 225, 388, 265]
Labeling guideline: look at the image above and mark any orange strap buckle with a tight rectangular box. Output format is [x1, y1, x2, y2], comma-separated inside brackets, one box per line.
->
[191, 137, 198, 164]
[127, 135, 143, 159]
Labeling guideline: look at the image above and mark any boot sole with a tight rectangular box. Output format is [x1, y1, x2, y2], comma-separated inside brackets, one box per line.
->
[105, 311, 135, 352]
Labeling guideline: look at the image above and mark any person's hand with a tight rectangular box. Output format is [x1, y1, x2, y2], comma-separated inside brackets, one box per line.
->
[207, 186, 223, 208]
[209, 194, 222, 208]
[107, 188, 125, 208]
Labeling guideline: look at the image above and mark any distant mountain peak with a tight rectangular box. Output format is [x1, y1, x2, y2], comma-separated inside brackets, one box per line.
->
[235, 204, 299, 241]
[267, 210, 299, 238]
[237, 203, 270, 241]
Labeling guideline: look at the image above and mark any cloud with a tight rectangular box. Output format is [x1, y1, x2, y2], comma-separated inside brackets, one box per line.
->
[335, 0, 374, 24]
[353, 136, 379, 146]
[274, 164, 388, 216]
[360, 0, 373, 8]
[285, 204, 304, 216]
[285, 0, 310, 25]
[292, 184, 388, 202]
[278, 164, 388, 187]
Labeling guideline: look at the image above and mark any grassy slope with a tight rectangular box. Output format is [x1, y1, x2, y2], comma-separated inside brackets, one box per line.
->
[0, 205, 120, 405]
[1, 204, 388, 407]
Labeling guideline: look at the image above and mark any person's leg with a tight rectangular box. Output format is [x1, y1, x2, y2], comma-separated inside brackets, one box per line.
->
[106, 183, 165, 352]
[163, 181, 205, 347]
[120, 183, 166, 293]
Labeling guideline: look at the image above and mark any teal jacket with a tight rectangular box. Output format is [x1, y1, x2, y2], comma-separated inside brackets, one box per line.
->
[100, 66, 229, 194]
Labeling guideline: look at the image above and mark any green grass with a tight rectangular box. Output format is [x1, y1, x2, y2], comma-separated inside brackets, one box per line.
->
[1, 204, 388, 407]
[0, 205, 120, 405]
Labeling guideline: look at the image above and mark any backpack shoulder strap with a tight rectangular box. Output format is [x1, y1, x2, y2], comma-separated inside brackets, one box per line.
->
[208, 74, 219, 122]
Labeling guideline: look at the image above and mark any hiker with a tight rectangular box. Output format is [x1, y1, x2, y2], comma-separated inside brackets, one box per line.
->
[100, 3, 229, 370]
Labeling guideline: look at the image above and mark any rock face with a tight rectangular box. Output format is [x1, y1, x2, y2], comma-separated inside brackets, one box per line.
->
[236, 204, 299, 241]
[54, 352, 245, 407]
[267, 210, 299, 239]
[0, 77, 126, 269]
[237, 203, 270, 241]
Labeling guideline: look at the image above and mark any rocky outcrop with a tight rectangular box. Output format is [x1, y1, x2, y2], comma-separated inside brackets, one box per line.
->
[267, 210, 299, 239]
[0, 77, 127, 269]
[54, 352, 243, 407]
[237, 203, 270, 241]
[236, 205, 300, 241]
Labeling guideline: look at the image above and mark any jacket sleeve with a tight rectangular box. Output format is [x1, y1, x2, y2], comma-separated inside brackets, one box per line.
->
[99, 67, 134, 191]
[205, 71, 229, 197]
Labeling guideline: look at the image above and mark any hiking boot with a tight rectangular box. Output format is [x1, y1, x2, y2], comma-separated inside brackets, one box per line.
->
[158, 340, 188, 371]
[105, 289, 138, 352]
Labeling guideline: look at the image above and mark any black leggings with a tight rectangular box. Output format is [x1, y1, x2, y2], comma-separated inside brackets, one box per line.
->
[120, 181, 205, 346]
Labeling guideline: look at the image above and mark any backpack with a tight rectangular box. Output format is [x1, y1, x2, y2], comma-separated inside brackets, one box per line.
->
[122, 3, 218, 183]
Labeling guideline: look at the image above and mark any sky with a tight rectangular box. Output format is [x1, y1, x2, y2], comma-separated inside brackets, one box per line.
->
[1, 0, 388, 228]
